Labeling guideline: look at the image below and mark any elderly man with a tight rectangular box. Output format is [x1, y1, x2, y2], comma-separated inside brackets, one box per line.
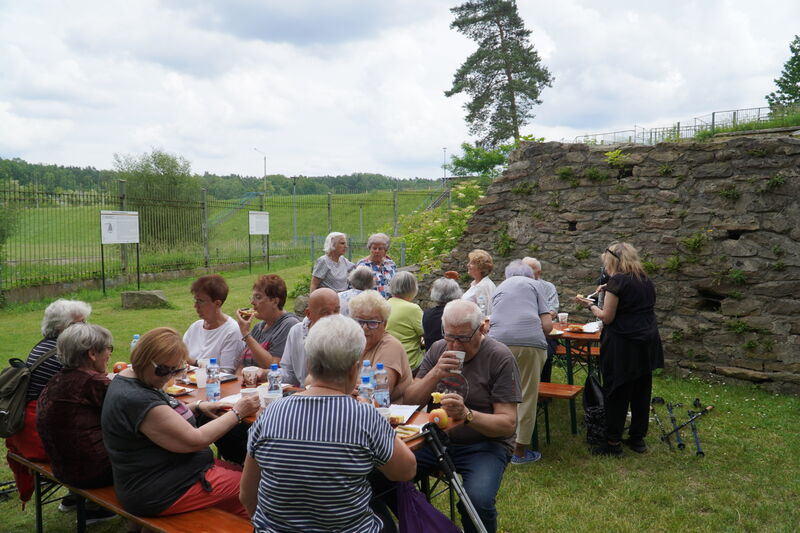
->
[523, 256, 560, 384]
[404, 300, 521, 533]
[280, 287, 340, 386]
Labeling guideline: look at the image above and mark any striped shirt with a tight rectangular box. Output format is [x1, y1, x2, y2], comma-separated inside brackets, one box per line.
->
[247, 395, 395, 533]
[26, 337, 60, 402]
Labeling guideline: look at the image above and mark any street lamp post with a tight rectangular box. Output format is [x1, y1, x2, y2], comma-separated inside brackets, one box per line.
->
[253, 148, 267, 195]
[253, 148, 268, 260]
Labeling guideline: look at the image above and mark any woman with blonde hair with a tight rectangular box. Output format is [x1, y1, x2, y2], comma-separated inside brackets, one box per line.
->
[461, 249, 496, 316]
[576, 242, 664, 457]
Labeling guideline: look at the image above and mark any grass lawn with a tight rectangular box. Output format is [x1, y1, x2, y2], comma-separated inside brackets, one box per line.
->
[2, 264, 800, 531]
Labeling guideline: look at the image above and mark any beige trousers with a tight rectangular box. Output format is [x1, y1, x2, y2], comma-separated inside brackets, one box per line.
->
[509, 345, 548, 446]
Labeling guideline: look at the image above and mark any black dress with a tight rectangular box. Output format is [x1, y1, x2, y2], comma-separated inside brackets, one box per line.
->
[600, 273, 664, 393]
[422, 305, 445, 350]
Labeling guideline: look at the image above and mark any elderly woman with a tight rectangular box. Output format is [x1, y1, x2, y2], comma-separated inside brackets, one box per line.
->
[349, 290, 413, 402]
[462, 249, 497, 316]
[339, 265, 377, 317]
[576, 242, 664, 457]
[5, 298, 91, 505]
[357, 232, 397, 298]
[489, 260, 552, 464]
[37, 323, 113, 489]
[101, 327, 259, 518]
[311, 231, 355, 292]
[423, 277, 463, 349]
[184, 274, 243, 372]
[236, 274, 300, 368]
[240, 314, 416, 532]
[386, 271, 425, 369]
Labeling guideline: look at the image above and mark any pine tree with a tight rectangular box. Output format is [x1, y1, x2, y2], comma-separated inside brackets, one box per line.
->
[766, 35, 800, 109]
[445, 0, 553, 148]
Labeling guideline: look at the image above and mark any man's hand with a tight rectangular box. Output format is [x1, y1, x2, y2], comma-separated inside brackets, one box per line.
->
[441, 393, 467, 420]
[431, 351, 461, 380]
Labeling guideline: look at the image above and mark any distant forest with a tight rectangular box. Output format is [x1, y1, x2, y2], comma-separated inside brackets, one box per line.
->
[0, 157, 440, 199]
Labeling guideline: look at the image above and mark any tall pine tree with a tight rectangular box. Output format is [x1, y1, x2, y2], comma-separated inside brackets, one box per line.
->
[445, 0, 552, 148]
[766, 35, 800, 109]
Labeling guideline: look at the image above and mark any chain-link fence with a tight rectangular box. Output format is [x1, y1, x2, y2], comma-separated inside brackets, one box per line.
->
[0, 182, 443, 295]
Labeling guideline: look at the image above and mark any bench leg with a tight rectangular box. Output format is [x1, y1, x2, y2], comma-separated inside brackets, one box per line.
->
[76, 495, 87, 533]
[544, 402, 551, 444]
[33, 472, 43, 533]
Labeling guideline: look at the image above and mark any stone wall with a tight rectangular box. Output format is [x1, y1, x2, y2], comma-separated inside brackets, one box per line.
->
[419, 135, 800, 394]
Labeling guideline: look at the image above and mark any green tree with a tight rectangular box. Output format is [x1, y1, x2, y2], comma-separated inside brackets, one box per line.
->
[448, 134, 545, 179]
[113, 149, 203, 246]
[766, 35, 800, 109]
[445, 0, 553, 147]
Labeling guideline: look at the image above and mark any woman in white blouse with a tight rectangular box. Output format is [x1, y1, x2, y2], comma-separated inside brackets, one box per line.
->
[461, 249, 497, 317]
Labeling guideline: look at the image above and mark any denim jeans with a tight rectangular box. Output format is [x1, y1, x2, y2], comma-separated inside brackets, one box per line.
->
[415, 440, 510, 533]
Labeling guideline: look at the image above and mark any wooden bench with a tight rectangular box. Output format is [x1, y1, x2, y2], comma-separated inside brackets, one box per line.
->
[8, 453, 253, 533]
[532, 382, 584, 450]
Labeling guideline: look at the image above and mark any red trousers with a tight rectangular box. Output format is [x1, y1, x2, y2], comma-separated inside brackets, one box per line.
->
[158, 459, 249, 519]
[5, 400, 48, 505]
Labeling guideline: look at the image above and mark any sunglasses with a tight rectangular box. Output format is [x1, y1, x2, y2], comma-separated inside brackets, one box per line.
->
[355, 318, 384, 330]
[442, 323, 481, 343]
[605, 248, 620, 260]
[151, 361, 188, 377]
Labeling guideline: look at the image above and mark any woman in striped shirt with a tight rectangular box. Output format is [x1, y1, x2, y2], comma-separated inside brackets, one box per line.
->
[240, 314, 416, 533]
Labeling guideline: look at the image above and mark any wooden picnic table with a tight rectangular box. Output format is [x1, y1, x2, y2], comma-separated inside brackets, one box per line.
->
[548, 322, 601, 433]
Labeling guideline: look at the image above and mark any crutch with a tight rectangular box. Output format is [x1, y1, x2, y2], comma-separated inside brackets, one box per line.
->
[666, 402, 686, 449]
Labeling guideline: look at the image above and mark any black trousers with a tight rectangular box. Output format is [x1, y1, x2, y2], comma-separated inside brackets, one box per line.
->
[603, 372, 652, 442]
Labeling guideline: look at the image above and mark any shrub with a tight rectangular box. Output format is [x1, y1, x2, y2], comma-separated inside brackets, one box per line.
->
[584, 167, 609, 182]
[574, 249, 591, 260]
[718, 185, 740, 201]
[762, 174, 786, 192]
[665, 254, 682, 272]
[681, 231, 708, 252]
[728, 269, 747, 284]
[495, 224, 516, 257]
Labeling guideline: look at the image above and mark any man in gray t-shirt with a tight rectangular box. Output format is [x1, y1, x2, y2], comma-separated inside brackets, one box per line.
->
[404, 300, 521, 533]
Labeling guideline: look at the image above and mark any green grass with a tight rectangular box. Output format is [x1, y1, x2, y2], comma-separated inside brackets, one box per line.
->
[694, 110, 800, 141]
[2, 267, 800, 531]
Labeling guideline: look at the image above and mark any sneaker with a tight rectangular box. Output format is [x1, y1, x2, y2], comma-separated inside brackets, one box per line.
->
[510, 450, 542, 465]
[58, 494, 77, 513]
[84, 507, 117, 525]
[592, 442, 624, 458]
[623, 437, 647, 453]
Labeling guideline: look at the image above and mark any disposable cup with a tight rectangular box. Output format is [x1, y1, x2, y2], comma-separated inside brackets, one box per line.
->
[242, 366, 260, 387]
[257, 384, 279, 408]
[558, 312, 568, 324]
[197, 359, 210, 369]
[194, 367, 207, 388]
[240, 388, 258, 398]
[377, 407, 391, 422]
[451, 351, 466, 374]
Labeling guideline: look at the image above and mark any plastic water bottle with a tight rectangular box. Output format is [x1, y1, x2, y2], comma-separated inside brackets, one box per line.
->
[206, 358, 220, 402]
[373, 362, 390, 408]
[358, 376, 374, 405]
[267, 363, 282, 404]
[477, 295, 487, 317]
[130, 334, 140, 353]
[361, 360, 375, 387]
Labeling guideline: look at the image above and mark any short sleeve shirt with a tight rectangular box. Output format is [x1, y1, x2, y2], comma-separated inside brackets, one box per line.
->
[356, 258, 397, 298]
[312, 255, 355, 292]
[417, 337, 521, 454]
[279, 318, 310, 386]
[386, 297, 424, 369]
[489, 276, 550, 349]
[242, 312, 301, 368]
[25, 337, 60, 402]
[183, 315, 244, 372]
[362, 332, 413, 403]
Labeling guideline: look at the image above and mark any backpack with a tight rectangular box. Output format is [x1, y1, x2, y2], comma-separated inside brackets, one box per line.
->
[0, 347, 58, 438]
[583, 370, 606, 446]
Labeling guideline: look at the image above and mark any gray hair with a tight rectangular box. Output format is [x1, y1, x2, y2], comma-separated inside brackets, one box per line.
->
[367, 232, 390, 250]
[57, 323, 113, 369]
[442, 299, 482, 331]
[348, 266, 376, 291]
[304, 314, 365, 383]
[324, 232, 347, 254]
[390, 271, 418, 299]
[430, 278, 463, 305]
[41, 299, 92, 338]
[522, 257, 542, 275]
[348, 290, 391, 321]
[505, 259, 534, 279]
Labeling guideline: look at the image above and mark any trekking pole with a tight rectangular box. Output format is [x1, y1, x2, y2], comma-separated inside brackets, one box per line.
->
[688, 410, 705, 457]
[666, 402, 686, 450]
[649, 398, 672, 449]
[661, 406, 714, 440]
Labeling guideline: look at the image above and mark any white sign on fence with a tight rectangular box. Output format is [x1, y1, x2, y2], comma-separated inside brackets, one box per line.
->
[100, 211, 140, 244]
[249, 211, 270, 235]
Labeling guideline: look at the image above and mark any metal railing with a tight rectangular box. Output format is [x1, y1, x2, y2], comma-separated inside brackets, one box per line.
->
[574, 105, 800, 145]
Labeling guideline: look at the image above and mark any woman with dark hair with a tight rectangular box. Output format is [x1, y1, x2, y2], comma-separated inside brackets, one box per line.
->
[236, 274, 300, 368]
[576, 242, 664, 457]
[184, 274, 243, 372]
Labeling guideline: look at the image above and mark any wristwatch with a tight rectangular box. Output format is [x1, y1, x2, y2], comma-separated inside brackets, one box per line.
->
[464, 409, 474, 424]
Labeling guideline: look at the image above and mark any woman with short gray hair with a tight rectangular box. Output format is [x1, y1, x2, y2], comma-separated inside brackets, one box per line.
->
[423, 278, 463, 349]
[386, 272, 425, 369]
[37, 323, 115, 490]
[357, 232, 396, 298]
[240, 314, 417, 532]
[339, 266, 376, 317]
[311, 231, 354, 293]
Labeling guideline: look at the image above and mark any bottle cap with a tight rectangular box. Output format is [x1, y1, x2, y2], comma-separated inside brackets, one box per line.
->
[271, 363, 278, 371]
[376, 362, 384, 370]
[363, 360, 371, 367]
[362, 376, 370, 384]
[133, 334, 140, 339]
[209, 358, 217, 365]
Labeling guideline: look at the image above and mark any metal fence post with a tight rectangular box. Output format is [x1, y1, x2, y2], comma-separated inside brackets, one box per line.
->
[711, 112, 716, 134]
[393, 188, 398, 237]
[260, 192, 266, 260]
[327, 192, 332, 233]
[118, 179, 128, 275]
[310, 235, 315, 264]
[400, 242, 406, 267]
[359, 204, 364, 242]
[201, 188, 209, 268]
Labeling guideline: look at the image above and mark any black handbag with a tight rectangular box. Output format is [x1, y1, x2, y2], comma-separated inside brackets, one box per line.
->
[583, 371, 605, 446]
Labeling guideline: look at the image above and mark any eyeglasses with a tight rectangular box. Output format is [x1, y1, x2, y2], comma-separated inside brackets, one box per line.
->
[442, 324, 482, 343]
[355, 318, 384, 330]
[106, 345, 114, 353]
[605, 248, 620, 260]
[151, 361, 188, 377]
[193, 298, 212, 305]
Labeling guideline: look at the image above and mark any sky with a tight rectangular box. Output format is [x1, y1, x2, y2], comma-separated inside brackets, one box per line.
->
[1, 0, 799, 180]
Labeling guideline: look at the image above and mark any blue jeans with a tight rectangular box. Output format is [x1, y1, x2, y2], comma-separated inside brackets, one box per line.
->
[415, 440, 510, 533]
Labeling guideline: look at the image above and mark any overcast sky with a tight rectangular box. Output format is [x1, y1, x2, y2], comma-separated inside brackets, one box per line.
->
[1, 1, 798, 180]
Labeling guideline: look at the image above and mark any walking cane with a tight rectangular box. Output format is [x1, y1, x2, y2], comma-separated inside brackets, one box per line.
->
[666, 402, 686, 450]
[687, 409, 705, 457]
[650, 398, 672, 449]
[661, 406, 714, 440]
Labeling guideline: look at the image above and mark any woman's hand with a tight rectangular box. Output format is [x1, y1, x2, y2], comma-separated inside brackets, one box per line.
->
[595, 283, 607, 294]
[574, 296, 595, 309]
[440, 393, 467, 420]
[197, 401, 228, 419]
[234, 394, 261, 418]
[235, 309, 253, 336]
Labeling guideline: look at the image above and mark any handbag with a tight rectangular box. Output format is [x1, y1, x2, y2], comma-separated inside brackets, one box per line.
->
[0, 347, 57, 438]
[583, 370, 605, 446]
[397, 481, 462, 533]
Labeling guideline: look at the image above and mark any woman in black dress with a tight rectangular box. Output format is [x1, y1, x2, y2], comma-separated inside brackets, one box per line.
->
[576, 242, 663, 457]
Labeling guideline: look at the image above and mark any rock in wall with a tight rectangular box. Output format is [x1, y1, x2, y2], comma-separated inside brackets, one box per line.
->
[419, 135, 800, 394]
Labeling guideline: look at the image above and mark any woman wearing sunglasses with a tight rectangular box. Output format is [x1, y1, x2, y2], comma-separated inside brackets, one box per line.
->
[348, 290, 413, 402]
[101, 327, 259, 519]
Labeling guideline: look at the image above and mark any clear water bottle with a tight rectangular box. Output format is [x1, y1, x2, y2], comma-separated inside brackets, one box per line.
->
[266, 363, 282, 404]
[206, 358, 220, 402]
[358, 376, 374, 405]
[477, 295, 487, 317]
[361, 359, 375, 387]
[373, 362, 390, 408]
[130, 334, 140, 353]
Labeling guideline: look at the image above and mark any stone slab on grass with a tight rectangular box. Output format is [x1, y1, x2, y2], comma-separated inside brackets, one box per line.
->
[122, 290, 169, 309]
